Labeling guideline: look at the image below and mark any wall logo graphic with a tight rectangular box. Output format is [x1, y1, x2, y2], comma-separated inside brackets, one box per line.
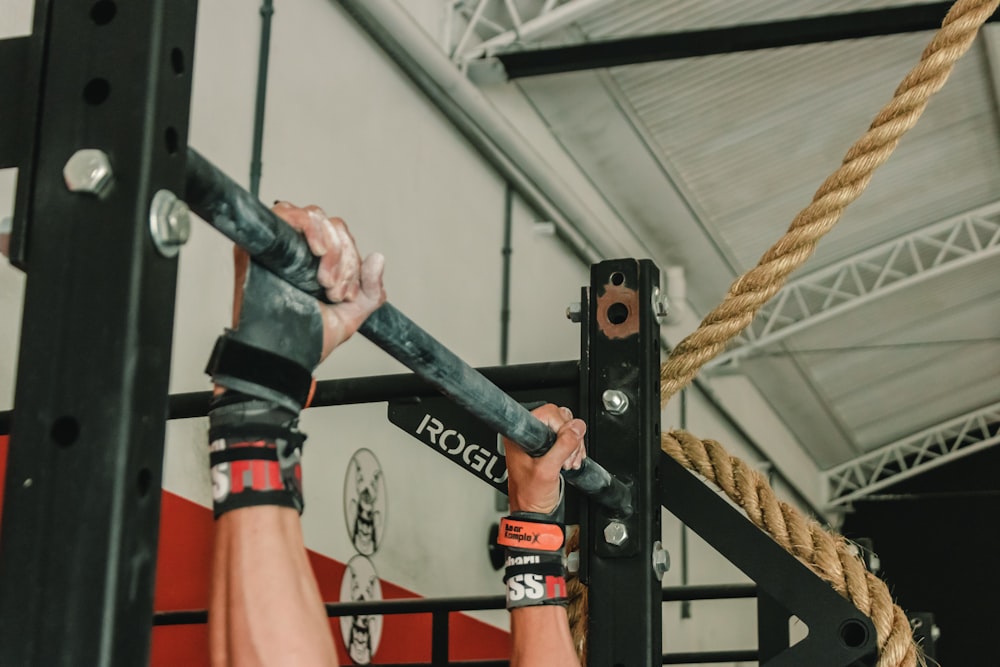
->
[343, 448, 386, 556]
[341, 448, 387, 664]
[339, 554, 384, 665]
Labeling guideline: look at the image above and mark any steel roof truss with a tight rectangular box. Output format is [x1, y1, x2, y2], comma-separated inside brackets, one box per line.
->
[709, 201, 1000, 369]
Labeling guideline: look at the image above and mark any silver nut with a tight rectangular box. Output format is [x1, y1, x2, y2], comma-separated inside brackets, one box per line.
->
[63, 149, 114, 196]
[149, 189, 191, 258]
[603, 520, 628, 546]
[566, 301, 583, 323]
[651, 541, 670, 580]
[602, 389, 629, 415]
[652, 286, 669, 323]
[566, 551, 580, 574]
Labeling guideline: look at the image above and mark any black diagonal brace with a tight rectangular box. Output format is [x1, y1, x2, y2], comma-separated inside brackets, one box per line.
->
[661, 451, 878, 666]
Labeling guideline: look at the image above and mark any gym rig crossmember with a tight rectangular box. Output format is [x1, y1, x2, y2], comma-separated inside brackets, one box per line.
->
[0, 3, 877, 666]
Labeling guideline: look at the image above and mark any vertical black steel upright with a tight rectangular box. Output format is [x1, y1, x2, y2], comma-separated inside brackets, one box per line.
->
[583, 259, 662, 666]
[0, 1, 198, 666]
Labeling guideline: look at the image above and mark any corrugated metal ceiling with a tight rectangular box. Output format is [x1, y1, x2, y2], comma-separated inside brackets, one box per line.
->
[503, 0, 1000, 469]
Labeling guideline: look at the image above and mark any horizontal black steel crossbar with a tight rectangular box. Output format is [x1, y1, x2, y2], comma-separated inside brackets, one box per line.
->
[118, 361, 575, 423]
[153, 588, 760, 665]
[495, 2, 997, 78]
[0, 362, 581, 443]
[152, 584, 760, 626]
[182, 149, 632, 516]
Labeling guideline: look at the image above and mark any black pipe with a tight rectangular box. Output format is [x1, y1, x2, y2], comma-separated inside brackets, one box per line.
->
[153, 585, 758, 626]
[249, 0, 274, 196]
[166, 361, 578, 422]
[1, 362, 577, 432]
[663, 650, 759, 665]
[679, 388, 691, 619]
[499, 184, 513, 366]
[661, 583, 756, 602]
[183, 149, 632, 516]
[496, 2, 998, 79]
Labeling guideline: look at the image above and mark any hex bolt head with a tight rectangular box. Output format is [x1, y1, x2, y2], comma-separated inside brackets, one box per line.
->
[651, 541, 670, 580]
[63, 149, 114, 197]
[566, 551, 580, 574]
[602, 389, 629, 415]
[652, 286, 670, 323]
[149, 189, 191, 258]
[603, 520, 628, 546]
[566, 301, 583, 323]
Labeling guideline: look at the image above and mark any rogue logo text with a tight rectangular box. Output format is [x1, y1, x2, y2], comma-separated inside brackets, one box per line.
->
[414, 413, 508, 485]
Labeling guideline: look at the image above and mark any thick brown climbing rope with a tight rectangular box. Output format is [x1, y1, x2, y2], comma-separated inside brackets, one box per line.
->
[569, 1, 999, 665]
[659, 0, 1000, 404]
[662, 431, 917, 667]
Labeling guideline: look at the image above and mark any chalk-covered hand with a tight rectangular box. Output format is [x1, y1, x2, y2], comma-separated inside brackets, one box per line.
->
[503, 404, 587, 515]
[210, 202, 385, 412]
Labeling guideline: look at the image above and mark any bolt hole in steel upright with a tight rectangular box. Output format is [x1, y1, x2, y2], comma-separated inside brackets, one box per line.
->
[585, 259, 662, 666]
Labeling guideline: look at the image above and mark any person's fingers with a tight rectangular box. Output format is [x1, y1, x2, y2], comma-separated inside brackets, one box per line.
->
[325, 218, 361, 302]
[302, 206, 332, 256]
[563, 437, 587, 471]
[313, 213, 344, 290]
[531, 403, 572, 432]
[526, 405, 585, 466]
[358, 252, 387, 309]
[552, 418, 586, 465]
[272, 201, 309, 233]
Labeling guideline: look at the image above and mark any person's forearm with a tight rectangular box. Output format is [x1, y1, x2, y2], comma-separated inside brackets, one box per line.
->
[210, 506, 338, 667]
[510, 605, 580, 667]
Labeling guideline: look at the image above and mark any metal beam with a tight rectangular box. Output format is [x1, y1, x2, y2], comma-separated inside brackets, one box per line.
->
[454, 0, 612, 62]
[489, 2, 1000, 79]
[0, 0, 198, 664]
[824, 402, 1000, 507]
[707, 201, 1000, 370]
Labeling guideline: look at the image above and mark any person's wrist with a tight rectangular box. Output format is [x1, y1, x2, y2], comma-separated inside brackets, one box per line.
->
[509, 477, 563, 517]
[207, 393, 306, 518]
[499, 512, 568, 610]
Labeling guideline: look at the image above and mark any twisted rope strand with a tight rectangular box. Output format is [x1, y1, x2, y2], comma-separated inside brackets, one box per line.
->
[662, 431, 917, 667]
[659, 0, 999, 403]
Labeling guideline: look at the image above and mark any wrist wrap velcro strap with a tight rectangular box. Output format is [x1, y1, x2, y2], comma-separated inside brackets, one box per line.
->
[206, 334, 314, 413]
[498, 516, 565, 553]
[208, 396, 306, 519]
[500, 512, 567, 609]
[503, 552, 568, 609]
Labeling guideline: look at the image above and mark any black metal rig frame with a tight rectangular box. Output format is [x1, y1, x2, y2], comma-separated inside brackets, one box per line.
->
[0, 3, 879, 666]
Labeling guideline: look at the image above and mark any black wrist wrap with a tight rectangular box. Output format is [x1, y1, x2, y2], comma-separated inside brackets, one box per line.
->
[208, 393, 306, 519]
[206, 334, 314, 414]
[500, 511, 568, 610]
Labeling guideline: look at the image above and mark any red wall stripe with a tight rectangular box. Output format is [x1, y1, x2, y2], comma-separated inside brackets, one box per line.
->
[0, 438, 510, 664]
[152, 493, 510, 665]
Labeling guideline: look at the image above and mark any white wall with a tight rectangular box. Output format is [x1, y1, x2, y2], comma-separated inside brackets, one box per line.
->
[0, 1, 815, 662]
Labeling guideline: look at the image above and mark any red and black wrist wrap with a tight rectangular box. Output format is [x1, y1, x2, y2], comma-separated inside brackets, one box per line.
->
[208, 392, 306, 519]
[499, 514, 568, 609]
